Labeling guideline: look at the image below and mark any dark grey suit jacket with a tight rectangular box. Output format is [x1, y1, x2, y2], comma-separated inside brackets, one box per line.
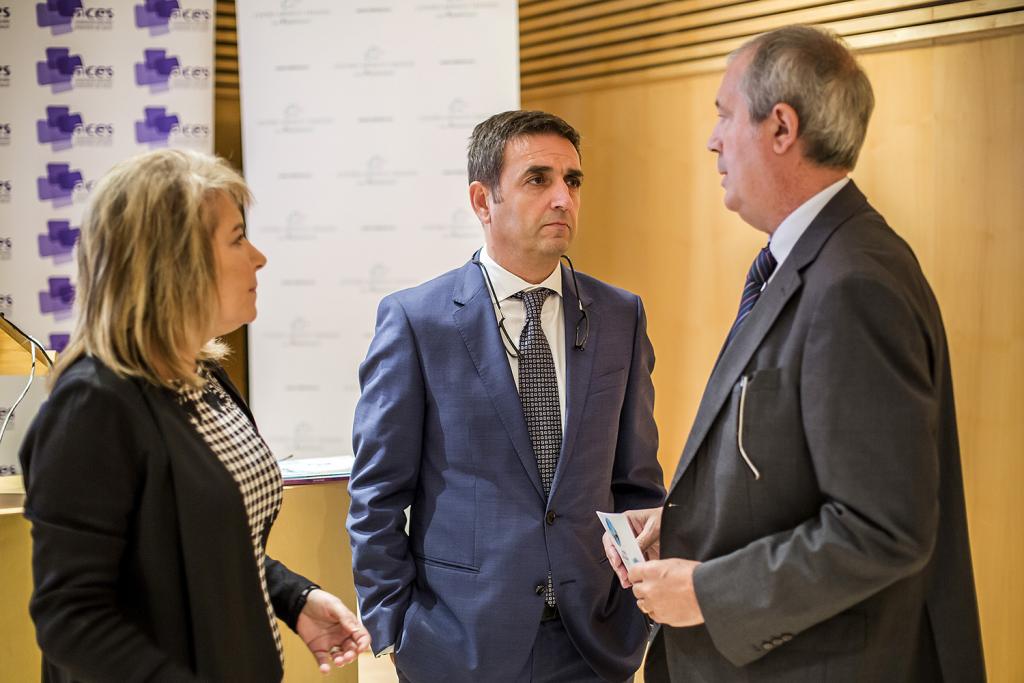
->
[648, 182, 985, 682]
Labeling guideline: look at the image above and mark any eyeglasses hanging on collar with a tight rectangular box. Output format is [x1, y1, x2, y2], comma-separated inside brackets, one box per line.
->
[471, 253, 590, 359]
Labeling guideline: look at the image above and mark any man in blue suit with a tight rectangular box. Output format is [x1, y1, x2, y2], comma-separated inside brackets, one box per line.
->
[347, 110, 665, 682]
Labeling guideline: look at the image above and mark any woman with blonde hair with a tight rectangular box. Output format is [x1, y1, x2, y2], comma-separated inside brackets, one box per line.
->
[19, 148, 370, 682]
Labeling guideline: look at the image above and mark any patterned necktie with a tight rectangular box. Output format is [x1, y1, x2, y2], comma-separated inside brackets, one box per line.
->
[724, 243, 777, 348]
[515, 287, 561, 607]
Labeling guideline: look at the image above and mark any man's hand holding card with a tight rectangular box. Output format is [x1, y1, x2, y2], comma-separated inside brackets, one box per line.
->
[598, 507, 662, 588]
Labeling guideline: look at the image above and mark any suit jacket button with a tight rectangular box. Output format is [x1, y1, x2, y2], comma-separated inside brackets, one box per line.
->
[772, 637, 784, 646]
[762, 641, 774, 650]
[535, 584, 545, 595]
[781, 634, 792, 642]
[545, 510, 556, 525]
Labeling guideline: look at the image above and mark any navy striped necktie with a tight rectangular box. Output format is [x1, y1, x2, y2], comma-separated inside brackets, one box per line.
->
[724, 243, 777, 348]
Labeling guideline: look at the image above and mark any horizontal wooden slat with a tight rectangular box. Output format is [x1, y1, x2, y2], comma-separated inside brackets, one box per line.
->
[522, 0, 786, 45]
[522, 0, 1006, 78]
[521, 0, 730, 33]
[521, 0, 929, 60]
[215, 1, 237, 94]
[521, 8, 1024, 98]
[522, 0, 833, 70]
[519, 0, 636, 21]
[522, 35, 745, 87]
[848, 6, 1024, 46]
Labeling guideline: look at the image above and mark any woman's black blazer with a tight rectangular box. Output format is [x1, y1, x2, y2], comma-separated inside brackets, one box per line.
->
[19, 356, 312, 682]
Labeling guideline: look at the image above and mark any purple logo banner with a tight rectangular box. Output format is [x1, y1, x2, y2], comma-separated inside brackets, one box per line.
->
[38, 220, 80, 263]
[36, 162, 83, 207]
[135, 105, 178, 145]
[36, 47, 112, 90]
[35, 0, 82, 35]
[49, 333, 71, 353]
[36, 47, 81, 92]
[135, 48, 178, 90]
[134, 0, 177, 34]
[36, 105, 81, 150]
[39, 276, 75, 319]
[37, 106, 113, 148]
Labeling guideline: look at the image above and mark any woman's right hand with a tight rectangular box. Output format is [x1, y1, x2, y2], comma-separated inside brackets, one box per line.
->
[296, 589, 372, 673]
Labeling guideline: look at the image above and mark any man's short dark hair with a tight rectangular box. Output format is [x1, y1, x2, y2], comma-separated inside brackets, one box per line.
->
[468, 110, 581, 200]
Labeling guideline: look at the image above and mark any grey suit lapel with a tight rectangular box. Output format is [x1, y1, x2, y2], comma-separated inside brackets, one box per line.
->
[452, 261, 546, 500]
[549, 264, 595, 497]
[669, 181, 869, 493]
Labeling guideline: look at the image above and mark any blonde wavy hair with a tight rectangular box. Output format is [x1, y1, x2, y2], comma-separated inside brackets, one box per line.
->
[52, 148, 252, 389]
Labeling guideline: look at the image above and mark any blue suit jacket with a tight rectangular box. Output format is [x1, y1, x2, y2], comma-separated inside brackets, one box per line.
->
[347, 259, 665, 682]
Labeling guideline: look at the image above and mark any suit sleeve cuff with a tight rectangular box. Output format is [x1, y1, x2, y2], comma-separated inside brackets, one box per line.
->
[693, 558, 773, 667]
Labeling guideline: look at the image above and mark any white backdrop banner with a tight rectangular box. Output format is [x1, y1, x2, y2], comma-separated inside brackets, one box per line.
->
[238, 1, 519, 459]
[0, 0, 214, 474]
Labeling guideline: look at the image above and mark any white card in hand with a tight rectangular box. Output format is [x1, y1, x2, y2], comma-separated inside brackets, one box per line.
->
[597, 511, 645, 568]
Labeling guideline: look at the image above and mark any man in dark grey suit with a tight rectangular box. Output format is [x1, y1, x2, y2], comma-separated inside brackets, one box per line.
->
[605, 25, 986, 682]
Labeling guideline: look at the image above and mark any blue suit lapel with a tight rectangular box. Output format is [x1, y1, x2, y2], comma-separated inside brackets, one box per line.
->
[549, 264, 595, 497]
[452, 261, 545, 500]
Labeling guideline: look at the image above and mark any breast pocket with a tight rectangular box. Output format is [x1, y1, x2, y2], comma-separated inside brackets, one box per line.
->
[737, 367, 802, 454]
[735, 367, 818, 521]
[734, 368, 782, 479]
[580, 367, 629, 451]
[589, 367, 627, 396]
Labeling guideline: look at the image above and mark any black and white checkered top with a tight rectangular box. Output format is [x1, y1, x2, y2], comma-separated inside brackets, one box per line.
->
[176, 370, 284, 667]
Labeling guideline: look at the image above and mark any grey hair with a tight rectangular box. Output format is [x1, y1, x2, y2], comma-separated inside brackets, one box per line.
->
[737, 25, 874, 170]
[467, 110, 581, 201]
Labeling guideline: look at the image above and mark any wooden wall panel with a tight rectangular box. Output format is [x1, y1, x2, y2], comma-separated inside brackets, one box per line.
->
[0, 512, 40, 682]
[524, 30, 1023, 682]
[519, 0, 1024, 96]
[268, 482, 360, 683]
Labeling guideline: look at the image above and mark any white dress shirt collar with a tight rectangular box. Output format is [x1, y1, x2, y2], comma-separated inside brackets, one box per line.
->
[479, 246, 563, 302]
[769, 176, 850, 269]
[478, 245, 567, 424]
